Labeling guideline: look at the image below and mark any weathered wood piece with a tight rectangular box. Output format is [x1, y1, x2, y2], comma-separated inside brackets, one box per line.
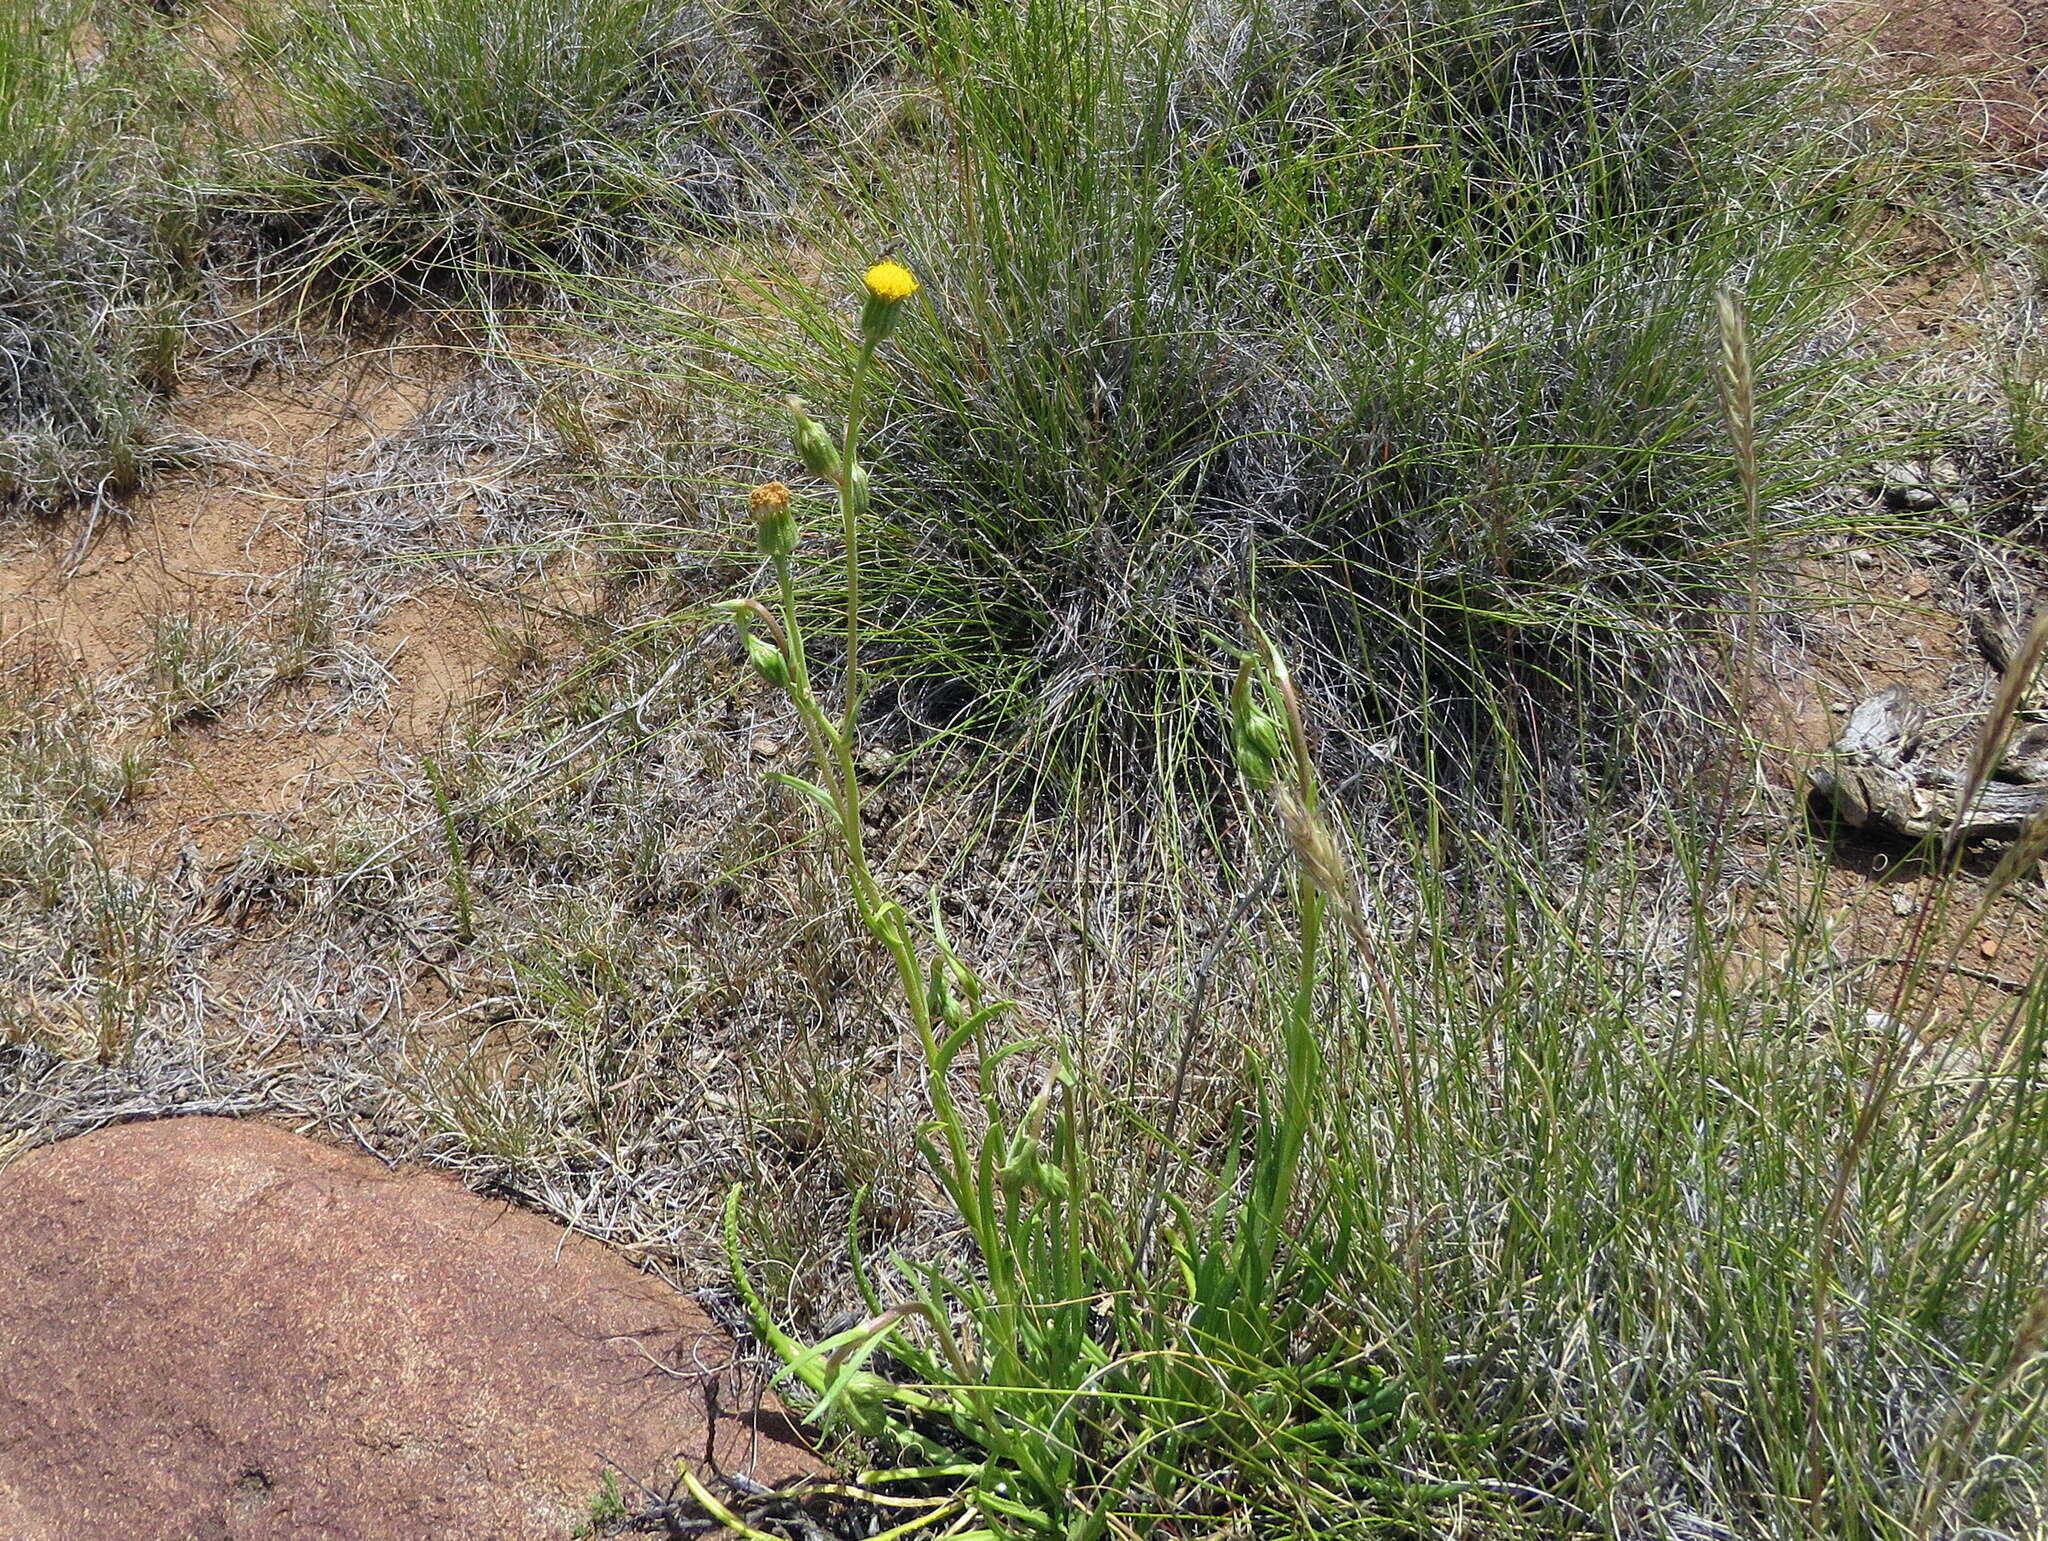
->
[1972, 605, 2030, 674]
[1807, 684, 2048, 842]
[2000, 721, 2048, 785]
[1972, 601, 2048, 714]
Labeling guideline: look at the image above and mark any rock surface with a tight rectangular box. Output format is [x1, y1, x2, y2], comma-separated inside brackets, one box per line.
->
[0, 1117, 819, 1540]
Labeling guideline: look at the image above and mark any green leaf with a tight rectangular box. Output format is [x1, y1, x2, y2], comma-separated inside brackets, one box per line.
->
[766, 771, 839, 815]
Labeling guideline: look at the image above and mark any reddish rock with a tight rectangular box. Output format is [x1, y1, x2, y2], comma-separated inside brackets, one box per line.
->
[0, 1117, 820, 1540]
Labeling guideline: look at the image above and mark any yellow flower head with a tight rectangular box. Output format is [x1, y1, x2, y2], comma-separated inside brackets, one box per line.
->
[863, 261, 920, 304]
[748, 480, 792, 515]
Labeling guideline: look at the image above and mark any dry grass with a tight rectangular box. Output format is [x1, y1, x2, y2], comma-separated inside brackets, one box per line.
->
[1, 1, 208, 513]
[1, 3, 2047, 1538]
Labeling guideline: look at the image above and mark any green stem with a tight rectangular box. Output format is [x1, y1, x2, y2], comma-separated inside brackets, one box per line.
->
[814, 344, 978, 1214]
[840, 338, 877, 737]
[770, 553, 835, 782]
[770, 536, 976, 1219]
[773, 552, 883, 935]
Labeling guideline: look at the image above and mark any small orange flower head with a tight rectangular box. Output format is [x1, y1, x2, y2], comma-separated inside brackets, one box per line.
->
[748, 481, 797, 558]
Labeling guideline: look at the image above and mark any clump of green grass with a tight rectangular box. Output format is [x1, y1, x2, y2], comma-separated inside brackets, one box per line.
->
[234, 0, 766, 306]
[713, 262, 2048, 1541]
[0, 697, 150, 910]
[143, 612, 257, 728]
[695, 0, 1871, 811]
[1, 3, 201, 513]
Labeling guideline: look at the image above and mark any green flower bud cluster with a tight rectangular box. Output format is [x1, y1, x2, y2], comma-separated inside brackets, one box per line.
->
[1230, 665, 1286, 791]
[996, 1084, 1070, 1202]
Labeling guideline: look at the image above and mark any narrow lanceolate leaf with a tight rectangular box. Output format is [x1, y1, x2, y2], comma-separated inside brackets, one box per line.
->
[766, 771, 840, 816]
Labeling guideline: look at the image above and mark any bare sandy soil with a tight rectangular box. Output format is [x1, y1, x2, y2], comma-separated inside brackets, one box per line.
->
[1, 336, 490, 859]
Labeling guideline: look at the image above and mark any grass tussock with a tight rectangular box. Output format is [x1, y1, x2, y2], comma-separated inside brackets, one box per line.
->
[728, 0, 906, 128]
[667, 0, 1872, 814]
[0, 2, 204, 513]
[232, 0, 775, 306]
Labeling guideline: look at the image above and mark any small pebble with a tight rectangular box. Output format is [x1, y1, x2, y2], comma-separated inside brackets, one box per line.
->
[1852, 549, 1879, 569]
[1981, 938, 2000, 960]
[1891, 891, 1917, 917]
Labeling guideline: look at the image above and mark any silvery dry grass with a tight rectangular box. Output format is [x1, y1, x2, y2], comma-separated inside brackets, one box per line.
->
[142, 611, 262, 729]
[1, 1, 205, 514]
[229, 0, 772, 308]
[0, 679, 151, 914]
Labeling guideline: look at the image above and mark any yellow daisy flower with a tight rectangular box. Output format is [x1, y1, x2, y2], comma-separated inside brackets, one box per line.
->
[863, 261, 920, 304]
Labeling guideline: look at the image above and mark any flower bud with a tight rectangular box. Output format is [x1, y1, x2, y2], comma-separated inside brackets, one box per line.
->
[997, 1136, 1041, 1199]
[845, 463, 871, 521]
[743, 632, 791, 688]
[748, 481, 796, 558]
[997, 1138, 1069, 1202]
[1234, 714, 1283, 789]
[786, 396, 842, 481]
[1229, 662, 1285, 790]
[928, 962, 961, 1030]
[859, 261, 919, 347]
